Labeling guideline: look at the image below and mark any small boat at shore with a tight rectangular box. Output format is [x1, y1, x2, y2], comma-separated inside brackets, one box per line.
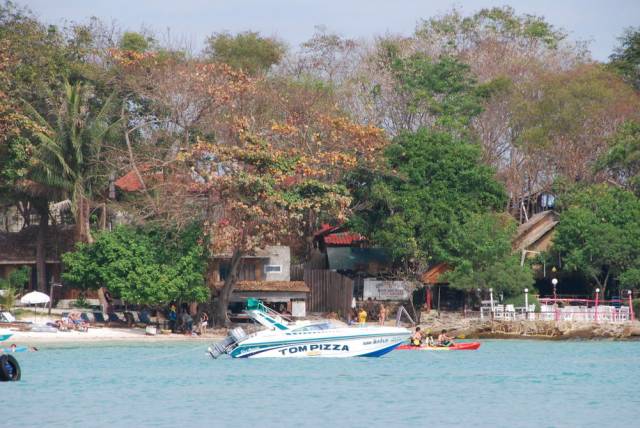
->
[396, 342, 481, 351]
[208, 299, 411, 359]
[0, 330, 12, 342]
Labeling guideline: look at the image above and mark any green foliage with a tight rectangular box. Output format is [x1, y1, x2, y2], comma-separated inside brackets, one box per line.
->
[204, 31, 285, 75]
[348, 129, 506, 267]
[390, 54, 483, 130]
[416, 6, 566, 52]
[0, 266, 30, 309]
[514, 64, 634, 150]
[503, 292, 540, 311]
[62, 225, 209, 306]
[119, 31, 152, 53]
[73, 294, 90, 308]
[554, 185, 640, 292]
[8, 266, 29, 289]
[609, 27, 640, 89]
[442, 213, 534, 297]
[597, 121, 640, 195]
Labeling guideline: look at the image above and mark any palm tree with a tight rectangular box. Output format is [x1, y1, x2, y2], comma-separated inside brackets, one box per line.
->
[24, 80, 120, 243]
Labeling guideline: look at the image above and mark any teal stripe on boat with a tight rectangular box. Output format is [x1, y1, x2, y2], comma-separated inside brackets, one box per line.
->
[235, 332, 407, 349]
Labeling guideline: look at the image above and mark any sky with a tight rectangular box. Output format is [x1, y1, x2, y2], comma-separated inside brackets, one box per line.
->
[18, 0, 640, 61]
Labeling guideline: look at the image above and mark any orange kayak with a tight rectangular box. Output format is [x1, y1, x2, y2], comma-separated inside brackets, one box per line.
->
[396, 342, 481, 351]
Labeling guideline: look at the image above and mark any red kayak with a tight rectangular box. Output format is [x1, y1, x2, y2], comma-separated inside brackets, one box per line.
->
[396, 342, 481, 351]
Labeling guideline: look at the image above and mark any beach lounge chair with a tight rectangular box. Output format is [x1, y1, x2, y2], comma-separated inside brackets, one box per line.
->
[139, 311, 153, 324]
[0, 311, 16, 323]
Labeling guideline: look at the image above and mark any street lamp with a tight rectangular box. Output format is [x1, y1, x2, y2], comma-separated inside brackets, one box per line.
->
[524, 288, 529, 320]
[489, 288, 494, 318]
[595, 288, 601, 322]
[551, 278, 559, 321]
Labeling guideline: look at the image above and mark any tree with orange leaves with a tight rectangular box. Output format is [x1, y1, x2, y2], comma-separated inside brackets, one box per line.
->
[183, 135, 351, 326]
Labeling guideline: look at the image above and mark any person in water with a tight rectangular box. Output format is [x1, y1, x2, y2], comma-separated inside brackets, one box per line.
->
[437, 329, 453, 347]
[411, 327, 423, 346]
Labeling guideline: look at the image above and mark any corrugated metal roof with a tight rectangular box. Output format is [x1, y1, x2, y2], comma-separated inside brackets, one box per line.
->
[213, 281, 309, 293]
[421, 263, 450, 284]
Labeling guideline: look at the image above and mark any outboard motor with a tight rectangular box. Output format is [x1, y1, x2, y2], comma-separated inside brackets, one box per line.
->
[208, 327, 247, 359]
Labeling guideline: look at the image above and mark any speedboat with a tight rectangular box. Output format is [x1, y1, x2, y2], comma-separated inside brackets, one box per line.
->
[208, 299, 410, 358]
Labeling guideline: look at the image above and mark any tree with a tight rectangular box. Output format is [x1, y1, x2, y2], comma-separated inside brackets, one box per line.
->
[183, 136, 351, 326]
[512, 64, 640, 186]
[62, 225, 209, 306]
[352, 43, 488, 135]
[610, 27, 640, 90]
[348, 129, 506, 272]
[119, 31, 152, 53]
[442, 213, 533, 297]
[204, 31, 285, 75]
[597, 120, 640, 195]
[24, 80, 121, 243]
[0, 266, 29, 310]
[553, 185, 640, 295]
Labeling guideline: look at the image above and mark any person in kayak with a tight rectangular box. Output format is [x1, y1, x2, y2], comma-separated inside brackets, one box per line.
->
[411, 327, 423, 346]
[425, 330, 435, 346]
[437, 329, 453, 347]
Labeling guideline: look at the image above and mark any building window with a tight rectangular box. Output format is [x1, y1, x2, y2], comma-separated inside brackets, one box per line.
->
[264, 265, 282, 273]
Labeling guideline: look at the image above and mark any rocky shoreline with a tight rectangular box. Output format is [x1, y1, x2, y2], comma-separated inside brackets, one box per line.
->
[417, 312, 640, 340]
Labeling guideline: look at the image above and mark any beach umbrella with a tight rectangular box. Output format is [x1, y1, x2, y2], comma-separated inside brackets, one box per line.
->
[20, 291, 50, 305]
[20, 291, 51, 322]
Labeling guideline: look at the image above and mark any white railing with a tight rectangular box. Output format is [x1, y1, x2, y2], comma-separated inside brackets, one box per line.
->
[481, 304, 633, 323]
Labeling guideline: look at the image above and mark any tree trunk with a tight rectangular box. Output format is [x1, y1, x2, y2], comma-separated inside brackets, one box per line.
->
[75, 195, 93, 243]
[213, 249, 244, 327]
[35, 207, 48, 292]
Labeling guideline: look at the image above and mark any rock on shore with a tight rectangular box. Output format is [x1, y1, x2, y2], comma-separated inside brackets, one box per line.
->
[417, 311, 640, 340]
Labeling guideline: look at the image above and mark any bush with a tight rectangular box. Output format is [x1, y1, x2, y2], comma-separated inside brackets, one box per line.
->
[633, 298, 640, 318]
[503, 292, 540, 312]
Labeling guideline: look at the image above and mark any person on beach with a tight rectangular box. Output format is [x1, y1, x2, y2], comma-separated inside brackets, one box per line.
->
[411, 327, 423, 346]
[358, 307, 367, 325]
[200, 312, 209, 335]
[168, 305, 177, 332]
[437, 329, 453, 347]
[181, 311, 194, 334]
[378, 304, 386, 326]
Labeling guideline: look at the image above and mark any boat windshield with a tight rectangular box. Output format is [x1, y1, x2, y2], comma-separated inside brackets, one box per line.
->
[291, 322, 333, 332]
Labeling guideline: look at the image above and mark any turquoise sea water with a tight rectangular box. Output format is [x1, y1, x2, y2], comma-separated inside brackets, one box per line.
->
[4, 340, 640, 428]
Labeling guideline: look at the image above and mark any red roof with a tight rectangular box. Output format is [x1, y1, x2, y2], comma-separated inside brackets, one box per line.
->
[314, 223, 340, 237]
[324, 232, 365, 246]
[114, 169, 145, 192]
[314, 224, 366, 246]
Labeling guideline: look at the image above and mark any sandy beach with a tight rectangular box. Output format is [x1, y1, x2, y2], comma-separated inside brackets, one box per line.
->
[3, 322, 226, 345]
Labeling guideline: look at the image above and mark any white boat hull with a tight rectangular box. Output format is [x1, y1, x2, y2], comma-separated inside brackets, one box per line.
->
[229, 327, 410, 358]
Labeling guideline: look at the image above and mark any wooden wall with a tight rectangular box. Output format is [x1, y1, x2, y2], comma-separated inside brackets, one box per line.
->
[304, 269, 353, 317]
